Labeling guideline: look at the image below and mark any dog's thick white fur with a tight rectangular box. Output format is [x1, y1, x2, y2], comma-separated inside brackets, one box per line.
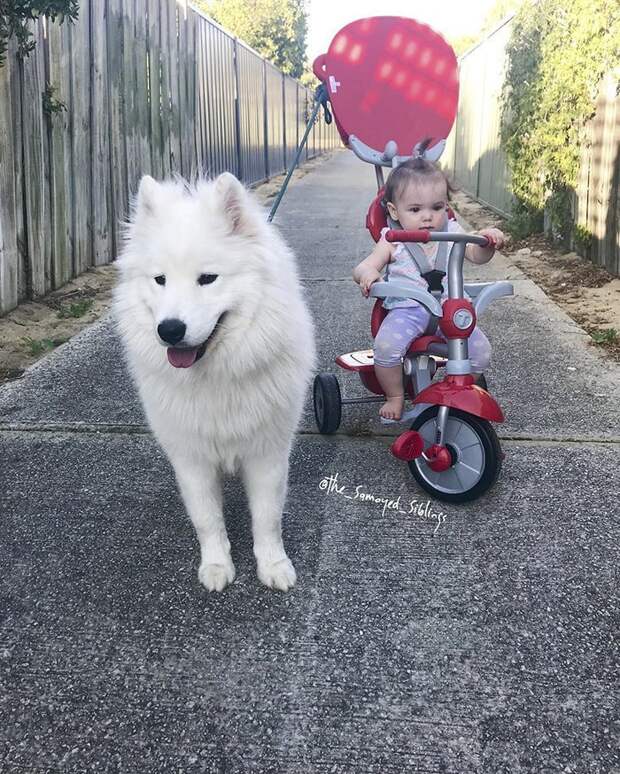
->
[113, 172, 315, 591]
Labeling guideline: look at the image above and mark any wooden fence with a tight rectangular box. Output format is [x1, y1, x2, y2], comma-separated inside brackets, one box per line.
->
[443, 15, 619, 276]
[574, 72, 620, 275]
[0, 1, 340, 316]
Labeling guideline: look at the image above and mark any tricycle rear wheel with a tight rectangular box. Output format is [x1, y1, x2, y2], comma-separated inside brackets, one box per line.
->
[313, 373, 342, 434]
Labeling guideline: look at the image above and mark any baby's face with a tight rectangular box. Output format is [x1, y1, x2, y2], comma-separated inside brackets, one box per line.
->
[387, 179, 448, 232]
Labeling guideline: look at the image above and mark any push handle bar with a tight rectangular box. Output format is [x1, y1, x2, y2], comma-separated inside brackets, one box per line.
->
[384, 229, 493, 248]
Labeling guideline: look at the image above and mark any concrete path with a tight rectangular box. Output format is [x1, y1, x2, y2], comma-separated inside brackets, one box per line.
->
[0, 151, 618, 773]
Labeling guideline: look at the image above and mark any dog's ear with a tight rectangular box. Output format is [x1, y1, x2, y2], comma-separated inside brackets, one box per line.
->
[136, 175, 160, 217]
[214, 172, 252, 235]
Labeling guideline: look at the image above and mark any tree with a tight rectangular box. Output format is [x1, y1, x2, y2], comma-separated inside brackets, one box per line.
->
[449, 0, 523, 56]
[196, 0, 308, 79]
[0, 1, 79, 67]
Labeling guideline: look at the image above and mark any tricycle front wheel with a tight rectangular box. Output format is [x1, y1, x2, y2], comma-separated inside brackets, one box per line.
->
[408, 406, 502, 502]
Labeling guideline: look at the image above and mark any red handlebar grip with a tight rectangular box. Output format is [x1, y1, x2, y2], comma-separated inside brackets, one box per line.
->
[385, 229, 430, 243]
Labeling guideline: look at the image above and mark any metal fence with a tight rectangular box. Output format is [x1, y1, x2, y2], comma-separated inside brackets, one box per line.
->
[442, 16, 514, 218]
[442, 14, 619, 276]
[0, 1, 340, 316]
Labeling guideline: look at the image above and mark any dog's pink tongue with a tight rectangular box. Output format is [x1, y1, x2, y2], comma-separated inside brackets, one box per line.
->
[167, 347, 199, 368]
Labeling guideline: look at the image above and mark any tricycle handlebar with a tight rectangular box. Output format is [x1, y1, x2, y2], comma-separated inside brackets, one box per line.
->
[384, 229, 493, 248]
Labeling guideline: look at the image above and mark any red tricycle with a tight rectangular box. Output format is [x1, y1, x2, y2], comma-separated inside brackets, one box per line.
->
[310, 16, 514, 502]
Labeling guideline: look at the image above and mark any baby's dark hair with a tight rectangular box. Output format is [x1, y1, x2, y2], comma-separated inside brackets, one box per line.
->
[383, 137, 457, 206]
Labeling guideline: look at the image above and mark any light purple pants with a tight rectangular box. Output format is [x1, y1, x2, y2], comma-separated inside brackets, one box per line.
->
[374, 304, 491, 370]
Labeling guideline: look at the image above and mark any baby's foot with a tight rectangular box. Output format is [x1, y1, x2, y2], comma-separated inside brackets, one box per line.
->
[379, 395, 404, 420]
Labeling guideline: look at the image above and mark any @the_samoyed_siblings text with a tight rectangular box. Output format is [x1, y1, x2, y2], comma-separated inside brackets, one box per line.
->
[318, 472, 448, 534]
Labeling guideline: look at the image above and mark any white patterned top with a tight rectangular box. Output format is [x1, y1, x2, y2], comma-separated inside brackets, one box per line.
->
[380, 220, 466, 310]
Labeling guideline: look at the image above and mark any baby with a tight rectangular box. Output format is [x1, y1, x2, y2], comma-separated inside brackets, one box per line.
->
[353, 147, 505, 421]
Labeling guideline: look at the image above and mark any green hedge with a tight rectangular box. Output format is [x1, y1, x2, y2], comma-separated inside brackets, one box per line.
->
[500, 0, 620, 240]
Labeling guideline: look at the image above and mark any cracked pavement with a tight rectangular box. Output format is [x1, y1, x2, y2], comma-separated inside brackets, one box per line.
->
[0, 151, 618, 773]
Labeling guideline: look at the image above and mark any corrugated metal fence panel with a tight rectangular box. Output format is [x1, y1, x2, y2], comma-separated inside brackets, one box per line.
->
[442, 124, 457, 181]
[236, 41, 267, 185]
[265, 62, 284, 176]
[310, 98, 318, 159]
[297, 85, 306, 161]
[176, 1, 193, 176]
[201, 20, 238, 177]
[453, 47, 483, 197]
[452, 22, 514, 217]
[331, 113, 338, 147]
[158, 0, 173, 177]
[284, 76, 298, 167]
[193, 9, 208, 174]
[328, 119, 338, 149]
[474, 21, 513, 216]
[165, 0, 182, 174]
[315, 116, 321, 156]
[181, 2, 198, 176]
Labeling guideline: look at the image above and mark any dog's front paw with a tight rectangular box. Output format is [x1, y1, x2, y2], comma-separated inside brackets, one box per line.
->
[198, 558, 236, 592]
[257, 556, 297, 591]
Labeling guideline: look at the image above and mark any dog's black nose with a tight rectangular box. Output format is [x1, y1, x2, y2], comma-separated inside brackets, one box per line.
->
[157, 319, 187, 345]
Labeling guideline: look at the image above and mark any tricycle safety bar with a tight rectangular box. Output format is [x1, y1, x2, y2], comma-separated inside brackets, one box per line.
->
[369, 280, 514, 318]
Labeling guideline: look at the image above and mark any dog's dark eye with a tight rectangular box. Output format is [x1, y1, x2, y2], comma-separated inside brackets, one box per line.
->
[198, 273, 218, 286]
[154, 275, 166, 286]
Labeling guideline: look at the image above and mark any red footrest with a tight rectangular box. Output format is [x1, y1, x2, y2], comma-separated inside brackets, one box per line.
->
[391, 431, 424, 462]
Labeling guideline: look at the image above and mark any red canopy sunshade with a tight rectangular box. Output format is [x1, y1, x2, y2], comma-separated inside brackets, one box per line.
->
[313, 16, 459, 160]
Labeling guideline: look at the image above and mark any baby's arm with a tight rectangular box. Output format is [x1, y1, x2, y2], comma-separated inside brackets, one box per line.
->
[465, 227, 506, 265]
[353, 239, 392, 297]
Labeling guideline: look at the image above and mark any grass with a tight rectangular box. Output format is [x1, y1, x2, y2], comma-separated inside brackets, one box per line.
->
[57, 299, 94, 319]
[591, 328, 618, 345]
[21, 336, 68, 356]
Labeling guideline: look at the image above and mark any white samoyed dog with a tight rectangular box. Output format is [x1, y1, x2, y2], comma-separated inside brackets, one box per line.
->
[113, 172, 315, 592]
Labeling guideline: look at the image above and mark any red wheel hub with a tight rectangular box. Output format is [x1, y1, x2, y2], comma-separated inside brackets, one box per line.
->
[424, 444, 453, 472]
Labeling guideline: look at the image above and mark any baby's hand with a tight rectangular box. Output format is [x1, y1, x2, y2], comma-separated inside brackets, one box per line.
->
[358, 269, 382, 297]
[479, 228, 506, 251]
